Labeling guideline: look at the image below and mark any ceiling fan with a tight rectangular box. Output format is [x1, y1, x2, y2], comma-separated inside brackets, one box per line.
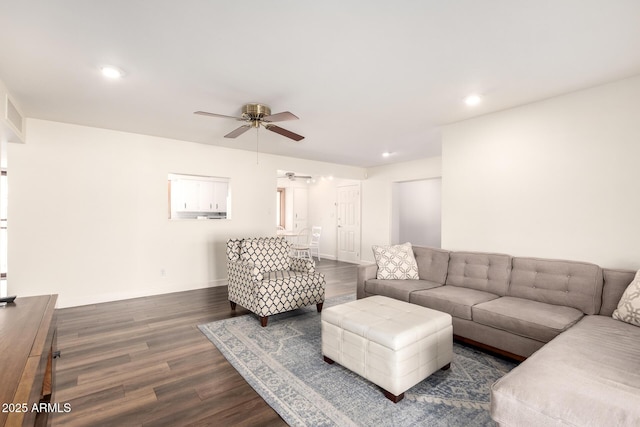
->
[279, 171, 312, 181]
[194, 103, 305, 141]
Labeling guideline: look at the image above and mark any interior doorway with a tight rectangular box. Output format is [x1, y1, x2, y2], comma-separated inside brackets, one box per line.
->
[391, 178, 441, 248]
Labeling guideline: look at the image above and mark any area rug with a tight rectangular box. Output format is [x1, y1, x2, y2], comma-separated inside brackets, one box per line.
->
[198, 295, 517, 426]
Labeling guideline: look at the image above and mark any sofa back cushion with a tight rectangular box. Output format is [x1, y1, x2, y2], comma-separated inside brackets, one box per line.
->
[239, 237, 290, 272]
[509, 257, 603, 315]
[445, 251, 512, 296]
[412, 246, 450, 284]
[600, 268, 636, 316]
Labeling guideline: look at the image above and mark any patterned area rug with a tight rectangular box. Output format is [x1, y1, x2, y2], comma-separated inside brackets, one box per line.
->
[198, 295, 517, 426]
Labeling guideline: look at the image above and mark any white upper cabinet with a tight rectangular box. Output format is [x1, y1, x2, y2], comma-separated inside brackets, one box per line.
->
[169, 174, 229, 219]
[293, 186, 308, 231]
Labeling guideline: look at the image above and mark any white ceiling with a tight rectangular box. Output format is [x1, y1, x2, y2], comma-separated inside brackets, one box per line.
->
[1, 1, 639, 168]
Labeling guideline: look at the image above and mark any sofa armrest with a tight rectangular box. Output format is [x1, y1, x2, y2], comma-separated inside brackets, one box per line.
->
[289, 257, 316, 273]
[357, 263, 378, 299]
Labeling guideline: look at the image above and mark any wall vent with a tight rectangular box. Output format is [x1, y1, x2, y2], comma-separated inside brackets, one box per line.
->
[6, 96, 22, 133]
[0, 90, 25, 143]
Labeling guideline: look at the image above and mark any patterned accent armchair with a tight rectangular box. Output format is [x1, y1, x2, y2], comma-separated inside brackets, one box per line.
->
[227, 237, 326, 327]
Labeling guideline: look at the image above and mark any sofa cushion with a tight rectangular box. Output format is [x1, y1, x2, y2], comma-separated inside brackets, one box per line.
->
[509, 257, 603, 315]
[612, 270, 640, 327]
[601, 268, 636, 316]
[412, 246, 450, 283]
[410, 286, 499, 320]
[473, 296, 583, 342]
[491, 315, 640, 427]
[240, 237, 290, 273]
[364, 279, 443, 302]
[445, 251, 512, 296]
[372, 243, 419, 280]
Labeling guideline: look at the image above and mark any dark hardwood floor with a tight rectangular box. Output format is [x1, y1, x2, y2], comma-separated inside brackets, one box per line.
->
[52, 260, 357, 427]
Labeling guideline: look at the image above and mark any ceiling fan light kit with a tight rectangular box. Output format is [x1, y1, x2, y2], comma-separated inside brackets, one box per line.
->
[194, 103, 305, 141]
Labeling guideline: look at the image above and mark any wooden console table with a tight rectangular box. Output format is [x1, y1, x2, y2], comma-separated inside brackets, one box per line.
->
[0, 295, 58, 427]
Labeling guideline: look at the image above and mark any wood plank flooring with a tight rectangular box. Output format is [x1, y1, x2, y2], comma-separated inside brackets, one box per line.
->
[52, 260, 357, 427]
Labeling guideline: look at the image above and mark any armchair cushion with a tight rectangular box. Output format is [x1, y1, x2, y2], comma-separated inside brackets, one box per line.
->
[240, 238, 291, 272]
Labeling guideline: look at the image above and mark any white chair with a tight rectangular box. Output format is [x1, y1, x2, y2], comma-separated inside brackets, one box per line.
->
[292, 228, 311, 258]
[291, 228, 311, 259]
[293, 226, 322, 261]
[309, 226, 322, 261]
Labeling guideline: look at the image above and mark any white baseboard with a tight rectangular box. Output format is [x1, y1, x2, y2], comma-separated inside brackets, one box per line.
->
[56, 278, 227, 308]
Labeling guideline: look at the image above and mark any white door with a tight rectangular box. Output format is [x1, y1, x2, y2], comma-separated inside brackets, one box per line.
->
[337, 184, 361, 263]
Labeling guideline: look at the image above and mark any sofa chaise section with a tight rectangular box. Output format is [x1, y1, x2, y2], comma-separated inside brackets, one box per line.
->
[491, 314, 640, 426]
[490, 267, 639, 426]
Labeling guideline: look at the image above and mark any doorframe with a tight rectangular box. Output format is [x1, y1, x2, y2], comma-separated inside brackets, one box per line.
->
[336, 182, 362, 263]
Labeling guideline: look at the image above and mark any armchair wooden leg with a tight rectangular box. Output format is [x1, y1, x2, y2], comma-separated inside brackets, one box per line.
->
[316, 302, 323, 313]
[260, 316, 268, 327]
[230, 301, 236, 310]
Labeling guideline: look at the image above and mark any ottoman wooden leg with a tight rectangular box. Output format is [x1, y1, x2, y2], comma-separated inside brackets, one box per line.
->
[323, 356, 335, 364]
[383, 389, 404, 403]
[260, 316, 268, 327]
[316, 302, 324, 313]
[230, 301, 237, 310]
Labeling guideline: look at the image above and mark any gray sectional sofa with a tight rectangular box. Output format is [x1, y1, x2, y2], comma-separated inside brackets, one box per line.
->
[357, 246, 640, 426]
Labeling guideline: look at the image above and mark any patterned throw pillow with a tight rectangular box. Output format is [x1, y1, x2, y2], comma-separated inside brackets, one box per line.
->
[372, 242, 419, 280]
[613, 270, 640, 327]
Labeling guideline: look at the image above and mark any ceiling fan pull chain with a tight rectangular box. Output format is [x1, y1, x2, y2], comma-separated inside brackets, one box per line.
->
[256, 126, 259, 164]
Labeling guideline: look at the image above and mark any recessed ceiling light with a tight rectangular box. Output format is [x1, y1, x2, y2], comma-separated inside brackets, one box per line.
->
[100, 66, 124, 79]
[464, 94, 482, 106]
[382, 151, 394, 158]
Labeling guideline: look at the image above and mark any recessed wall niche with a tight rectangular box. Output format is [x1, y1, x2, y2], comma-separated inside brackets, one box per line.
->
[168, 173, 230, 220]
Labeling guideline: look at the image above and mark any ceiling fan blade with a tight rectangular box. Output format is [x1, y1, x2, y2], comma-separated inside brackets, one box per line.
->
[194, 111, 243, 120]
[224, 125, 251, 138]
[263, 111, 299, 122]
[265, 124, 305, 141]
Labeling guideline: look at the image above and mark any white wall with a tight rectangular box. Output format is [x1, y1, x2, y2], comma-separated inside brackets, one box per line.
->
[361, 157, 442, 262]
[442, 75, 640, 269]
[8, 119, 365, 307]
[392, 178, 442, 247]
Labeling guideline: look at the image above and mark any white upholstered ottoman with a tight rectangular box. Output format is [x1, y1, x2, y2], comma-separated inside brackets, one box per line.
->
[321, 295, 453, 402]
